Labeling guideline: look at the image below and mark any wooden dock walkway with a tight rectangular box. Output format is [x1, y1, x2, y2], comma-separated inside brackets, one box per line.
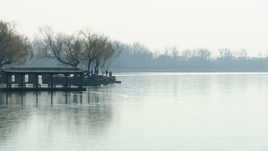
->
[0, 67, 120, 91]
[0, 87, 86, 91]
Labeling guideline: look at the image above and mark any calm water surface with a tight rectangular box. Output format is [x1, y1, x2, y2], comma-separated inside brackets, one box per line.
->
[1, 72, 268, 151]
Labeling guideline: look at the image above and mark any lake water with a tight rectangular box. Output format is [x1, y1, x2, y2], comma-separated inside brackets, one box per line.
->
[1, 72, 268, 151]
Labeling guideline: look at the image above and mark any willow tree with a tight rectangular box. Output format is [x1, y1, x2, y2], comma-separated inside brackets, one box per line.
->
[99, 42, 121, 71]
[0, 20, 32, 68]
[92, 35, 111, 73]
[80, 31, 120, 74]
[80, 32, 106, 72]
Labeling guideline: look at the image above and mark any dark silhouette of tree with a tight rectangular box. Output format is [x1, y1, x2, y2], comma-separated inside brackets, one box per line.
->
[0, 20, 32, 68]
[38, 28, 84, 68]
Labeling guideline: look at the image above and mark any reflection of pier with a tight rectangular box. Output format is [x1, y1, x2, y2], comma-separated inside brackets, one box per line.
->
[0, 90, 105, 106]
[0, 90, 113, 142]
[0, 67, 87, 91]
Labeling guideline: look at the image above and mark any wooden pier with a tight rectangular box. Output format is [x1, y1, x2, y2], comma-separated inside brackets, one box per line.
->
[0, 87, 86, 91]
[0, 67, 107, 91]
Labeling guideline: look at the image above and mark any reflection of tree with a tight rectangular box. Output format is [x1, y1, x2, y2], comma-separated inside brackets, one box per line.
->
[0, 90, 114, 149]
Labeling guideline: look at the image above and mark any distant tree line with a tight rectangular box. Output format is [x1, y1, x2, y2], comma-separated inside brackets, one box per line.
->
[111, 43, 268, 72]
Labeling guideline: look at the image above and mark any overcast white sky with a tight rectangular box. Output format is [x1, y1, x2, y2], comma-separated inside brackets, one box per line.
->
[1, 0, 268, 56]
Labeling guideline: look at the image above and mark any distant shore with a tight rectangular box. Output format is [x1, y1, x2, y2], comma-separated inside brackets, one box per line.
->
[112, 68, 268, 73]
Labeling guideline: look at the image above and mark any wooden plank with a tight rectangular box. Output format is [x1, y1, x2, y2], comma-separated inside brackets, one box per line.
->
[0, 87, 86, 91]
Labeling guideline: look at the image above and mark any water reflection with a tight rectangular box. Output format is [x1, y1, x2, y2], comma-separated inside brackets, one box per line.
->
[0, 89, 114, 151]
[2, 73, 268, 151]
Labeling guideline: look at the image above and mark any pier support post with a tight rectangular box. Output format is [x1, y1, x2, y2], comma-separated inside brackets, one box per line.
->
[48, 73, 53, 89]
[18, 73, 25, 88]
[6, 73, 10, 88]
[79, 73, 83, 88]
[33, 73, 38, 88]
[64, 74, 69, 88]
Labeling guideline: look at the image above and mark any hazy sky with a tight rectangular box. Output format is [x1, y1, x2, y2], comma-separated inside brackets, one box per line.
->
[1, 0, 268, 56]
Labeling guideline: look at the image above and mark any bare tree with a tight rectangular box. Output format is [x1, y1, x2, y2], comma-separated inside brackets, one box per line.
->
[0, 20, 32, 68]
[39, 27, 83, 68]
[197, 49, 211, 61]
[181, 49, 192, 61]
[36, 28, 120, 71]
[236, 49, 248, 61]
[218, 48, 233, 61]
